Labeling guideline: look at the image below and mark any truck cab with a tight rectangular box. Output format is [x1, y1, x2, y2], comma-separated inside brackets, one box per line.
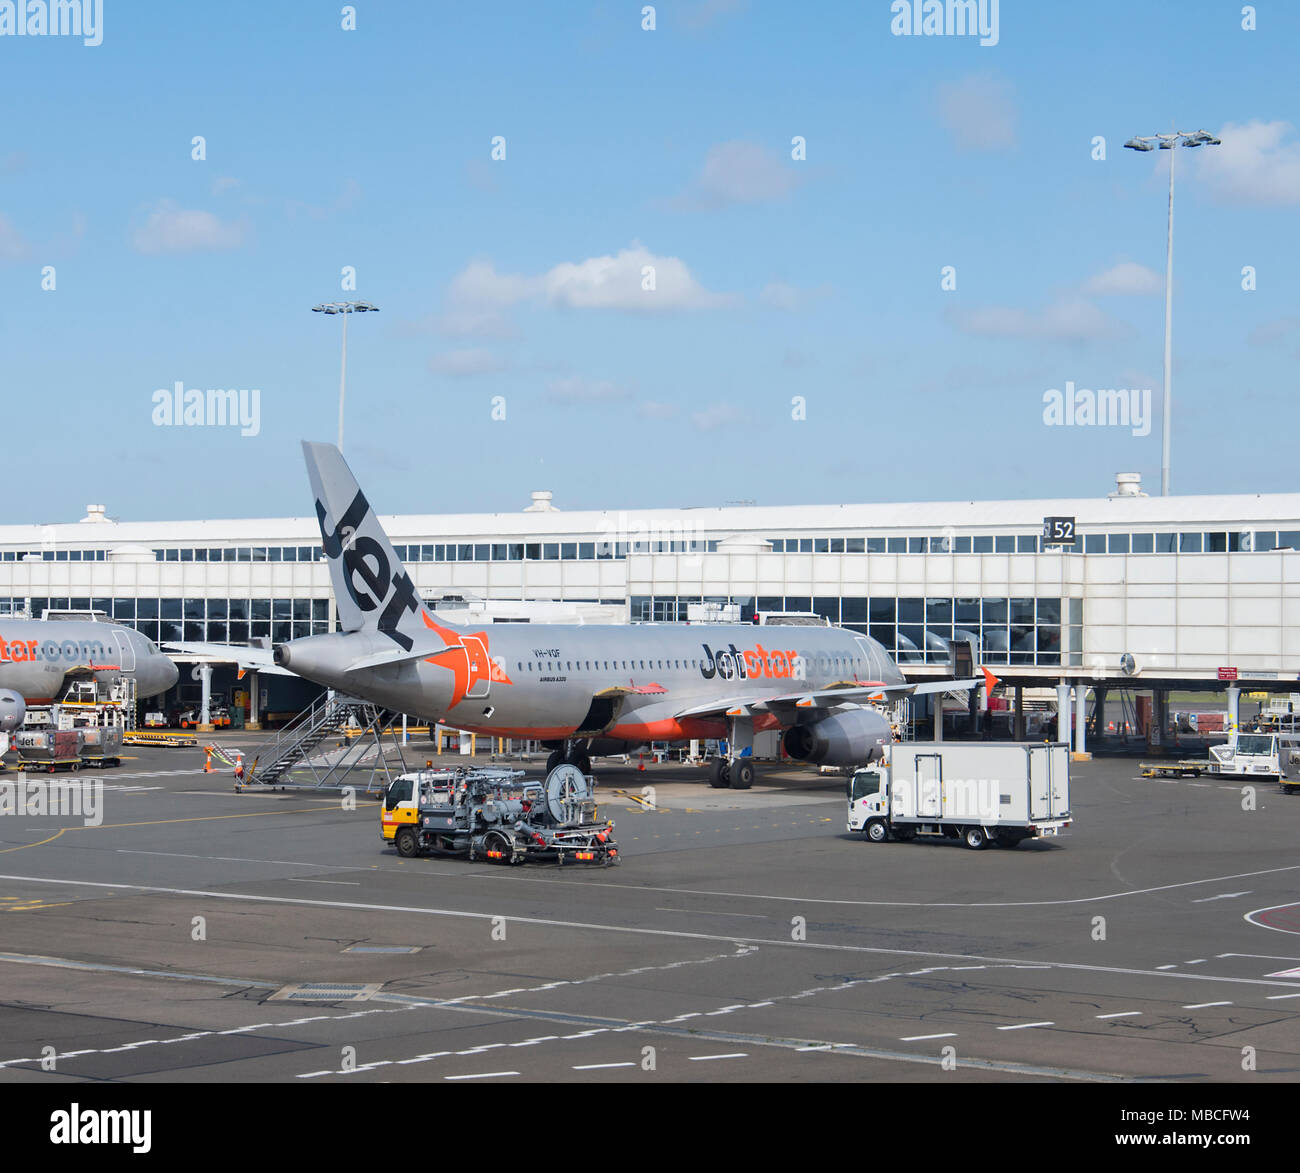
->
[847, 767, 889, 835]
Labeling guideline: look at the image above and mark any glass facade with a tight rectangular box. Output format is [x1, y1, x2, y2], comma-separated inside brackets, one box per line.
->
[630, 594, 1064, 666]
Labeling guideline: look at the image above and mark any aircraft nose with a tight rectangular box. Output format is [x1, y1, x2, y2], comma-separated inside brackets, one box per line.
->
[162, 657, 180, 691]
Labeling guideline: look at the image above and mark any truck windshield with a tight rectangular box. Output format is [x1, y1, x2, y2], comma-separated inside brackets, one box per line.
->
[384, 778, 413, 810]
[1236, 735, 1274, 756]
[850, 771, 882, 802]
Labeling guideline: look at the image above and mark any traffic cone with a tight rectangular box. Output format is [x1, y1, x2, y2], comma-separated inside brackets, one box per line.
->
[203, 747, 213, 774]
[233, 752, 245, 790]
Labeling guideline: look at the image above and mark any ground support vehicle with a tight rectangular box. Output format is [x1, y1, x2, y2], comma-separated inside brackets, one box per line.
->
[847, 742, 1071, 850]
[382, 763, 619, 865]
[15, 729, 85, 773]
[1141, 732, 1296, 790]
[78, 725, 123, 767]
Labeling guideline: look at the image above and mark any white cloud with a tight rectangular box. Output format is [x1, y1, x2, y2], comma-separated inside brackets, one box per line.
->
[935, 73, 1016, 151]
[132, 200, 246, 254]
[688, 140, 799, 208]
[1191, 120, 1300, 205]
[447, 245, 732, 313]
[947, 297, 1124, 343]
[691, 402, 745, 430]
[544, 377, 631, 405]
[428, 349, 507, 377]
[1081, 261, 1163, 296]
[638, 401, 680, 420]
[448, 259, 539, 307]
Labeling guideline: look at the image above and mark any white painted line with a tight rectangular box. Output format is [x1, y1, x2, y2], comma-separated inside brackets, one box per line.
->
[285, 879, 361, 886]
[572, 1062, 635, 1070]
[796, 1044, 833, 1052]
[996, 1022, 1054, 1031]
[900, 1033, 957, 1041]
[5, 875, 1300, 996]
[1185, 959, 1206, 964]
[1096, 1011, 1142, 1019]
[1266, 993, 1300, 1000]
[1182, 1002, 1231, 1009]
[1156, 964, 1179, 970]
[689, 1053, 748, 1062]
[444, 1071, 519, 1081]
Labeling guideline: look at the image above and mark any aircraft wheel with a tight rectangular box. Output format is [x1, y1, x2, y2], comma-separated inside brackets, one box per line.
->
[545, 749, 564, 773]
[732, 760, 755, 790]
[708, 759, 730, 788]
[395, 827, 420, 858]
[571, 753, 592, 776]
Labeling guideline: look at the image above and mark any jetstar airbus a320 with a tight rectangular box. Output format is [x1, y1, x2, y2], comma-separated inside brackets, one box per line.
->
[266, 442, 981, 789]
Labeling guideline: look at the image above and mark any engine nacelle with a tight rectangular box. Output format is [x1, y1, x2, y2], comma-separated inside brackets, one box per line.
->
[782, 707, 891, 767]
[0, 689, 26, 733]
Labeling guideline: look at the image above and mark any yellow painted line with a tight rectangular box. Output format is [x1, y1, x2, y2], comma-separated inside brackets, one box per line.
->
[8, 901, 76, 911]
[0, 829, 66, 853]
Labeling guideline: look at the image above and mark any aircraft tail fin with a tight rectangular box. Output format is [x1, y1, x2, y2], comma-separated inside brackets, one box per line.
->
[302, 441, 438, 652]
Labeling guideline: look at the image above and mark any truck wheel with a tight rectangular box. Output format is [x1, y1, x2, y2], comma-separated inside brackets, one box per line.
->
[395, 827, 420, 858]
[732, 760, 755, 790]
[963, 826, 987, 850]
[865, 818, 889, 843]
[708, 759, 730, 788]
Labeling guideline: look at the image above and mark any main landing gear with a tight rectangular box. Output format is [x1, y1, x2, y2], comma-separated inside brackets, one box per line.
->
[546, 740, 593, 777]
[709, 715, 756, 789]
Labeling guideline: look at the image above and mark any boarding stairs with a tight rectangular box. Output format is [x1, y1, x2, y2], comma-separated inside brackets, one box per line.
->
[247, 692, 412, 794]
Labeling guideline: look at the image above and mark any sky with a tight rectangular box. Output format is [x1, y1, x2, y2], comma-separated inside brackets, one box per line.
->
[2, 0, 1298, 524]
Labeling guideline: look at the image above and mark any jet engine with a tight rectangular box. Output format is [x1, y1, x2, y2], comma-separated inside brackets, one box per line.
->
[782, 707, 891, 767]
[0, 689, 26, 732]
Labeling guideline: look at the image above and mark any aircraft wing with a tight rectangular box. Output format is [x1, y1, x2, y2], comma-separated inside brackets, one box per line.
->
[672, 676, 985, 721]
[163, 642, 294, 677]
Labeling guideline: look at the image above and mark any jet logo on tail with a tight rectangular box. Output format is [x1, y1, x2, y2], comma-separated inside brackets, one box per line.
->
[314, 487, 421, 650]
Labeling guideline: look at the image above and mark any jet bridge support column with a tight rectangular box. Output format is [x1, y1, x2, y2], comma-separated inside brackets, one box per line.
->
[1013, 686, 1025, 741]
[1073, 681, 1091, 761]
[197, 663, 214, 733]
[1227, 685, 1241, 733]
[246, 670, 261, 731]
[1057, 682, 1072, 751]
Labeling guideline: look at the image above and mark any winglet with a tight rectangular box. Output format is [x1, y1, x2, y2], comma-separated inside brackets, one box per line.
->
[982, 666, 1000, 694]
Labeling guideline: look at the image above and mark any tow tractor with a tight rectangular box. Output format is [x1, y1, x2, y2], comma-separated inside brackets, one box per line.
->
[381, 763, 619, 865]
[1141, 731, 1298, 791]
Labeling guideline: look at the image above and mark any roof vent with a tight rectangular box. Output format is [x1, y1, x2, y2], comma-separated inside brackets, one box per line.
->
[1110, 473, 1146, 498]
[524, 491, 558, 513]
[80, 504, 110, 524]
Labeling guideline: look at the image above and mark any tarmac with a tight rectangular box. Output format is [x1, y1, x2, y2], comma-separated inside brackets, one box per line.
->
[1, 742, 1298, 1084]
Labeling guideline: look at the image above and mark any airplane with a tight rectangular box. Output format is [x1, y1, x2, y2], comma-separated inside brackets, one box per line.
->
[261, 442, 983, 789]
[0, 615, 180, 732]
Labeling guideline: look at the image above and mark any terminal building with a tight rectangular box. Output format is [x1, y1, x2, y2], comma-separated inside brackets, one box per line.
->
[1, 473, 1297, 747]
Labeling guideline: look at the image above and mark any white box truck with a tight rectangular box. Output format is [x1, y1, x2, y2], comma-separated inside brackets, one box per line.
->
[847, 742, 1072, 850]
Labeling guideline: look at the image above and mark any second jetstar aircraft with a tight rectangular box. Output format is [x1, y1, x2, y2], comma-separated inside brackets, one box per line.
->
[270, 442, 981, 789]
